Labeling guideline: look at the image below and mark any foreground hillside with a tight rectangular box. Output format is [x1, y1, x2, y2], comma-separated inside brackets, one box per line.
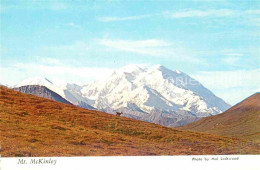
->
[180, 93, 260, 143]
[0, 86, 259, 156]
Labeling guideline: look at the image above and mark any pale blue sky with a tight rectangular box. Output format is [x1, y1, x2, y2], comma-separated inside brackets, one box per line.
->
[0, 0, 259, 105]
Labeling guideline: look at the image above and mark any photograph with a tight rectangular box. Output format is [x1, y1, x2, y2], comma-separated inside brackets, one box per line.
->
[0, 0, 259, 169]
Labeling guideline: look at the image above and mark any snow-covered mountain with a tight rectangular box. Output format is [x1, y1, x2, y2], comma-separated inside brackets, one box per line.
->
[16, 77, 94, 110]
[15, 65, 230, 127]
[81, 65, 230, 126]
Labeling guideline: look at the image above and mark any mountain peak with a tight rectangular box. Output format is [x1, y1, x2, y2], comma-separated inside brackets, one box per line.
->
[153, 64, 165, 69]
[120, 64, 146, 72]
[174, 70, 182, 74]
[152, 65, 182, 75]
[116, 64, 180, 76]
[16, 77, 66, 100]
[112, 64, 147, 77]
[82, 64, 230, 127]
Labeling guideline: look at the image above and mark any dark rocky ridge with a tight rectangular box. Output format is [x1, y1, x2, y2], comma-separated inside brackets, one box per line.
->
[13, 85, 72, 105]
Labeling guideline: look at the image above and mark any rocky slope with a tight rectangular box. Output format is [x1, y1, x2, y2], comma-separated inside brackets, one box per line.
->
[13, 85, 72, 105]
[16, 77, 94, 110]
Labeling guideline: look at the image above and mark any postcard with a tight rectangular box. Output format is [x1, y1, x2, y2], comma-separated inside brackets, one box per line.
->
[0, 0, 259, 170]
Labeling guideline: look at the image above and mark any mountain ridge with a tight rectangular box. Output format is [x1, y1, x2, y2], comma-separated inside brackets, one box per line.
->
[81, 64, 230, 126]
[13, 85, 72, 105]
[15, 64, 231, 127]
[16, 77, 95, 110]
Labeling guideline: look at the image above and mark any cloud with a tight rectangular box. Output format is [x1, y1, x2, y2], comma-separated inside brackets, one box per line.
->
[1, 62, 114, 86]
[193, 69, 259, 89]
[42, 41, 90, 57]
[98, 9, 260, 23]
[0, 45, 7, 56]
[98, 39, 204, 64]
[224, 53, 244, 57]
[35, 57, 63, 65]
[222, 56, 240, 66]
[247, 17, 260, 26]
[98, 39, 171, 56]
[65, 22, 81, 29]
[49, 2, 67, 11]
[220, 51, 255, 67]
[245, 10, 260, 15]
[164, 9, 236, 18]
[97, 10, 236, 22]
[97, 14, 152, 22]
[164, 9, 260, 19]
[1, 1, 68, 12]
[101, 39, 171, 48]
[192, 69, 260, 104]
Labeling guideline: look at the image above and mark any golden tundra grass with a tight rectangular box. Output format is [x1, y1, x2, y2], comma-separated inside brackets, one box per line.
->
[179, 93, 260, 144]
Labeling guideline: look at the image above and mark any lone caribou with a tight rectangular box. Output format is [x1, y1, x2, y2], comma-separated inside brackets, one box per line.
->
[116, 112, 123, 116]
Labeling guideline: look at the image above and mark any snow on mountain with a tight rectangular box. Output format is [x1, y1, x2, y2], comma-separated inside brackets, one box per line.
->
[17, 77, 66, 98]
[15, 65, 231, 127]
[16, 77, 94, 110]
[13, 85, 72, 105]
[64, 83, 95, 109]
[81, 64, 231, 126]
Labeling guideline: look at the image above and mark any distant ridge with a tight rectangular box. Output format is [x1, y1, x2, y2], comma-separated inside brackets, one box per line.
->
[179, 93, 260, 143]
[15, 77, 95, 110]
[13, 85, 72, 105]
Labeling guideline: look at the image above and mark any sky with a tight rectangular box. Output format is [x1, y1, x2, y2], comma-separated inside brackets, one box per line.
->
[0, 0, 259, 105]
